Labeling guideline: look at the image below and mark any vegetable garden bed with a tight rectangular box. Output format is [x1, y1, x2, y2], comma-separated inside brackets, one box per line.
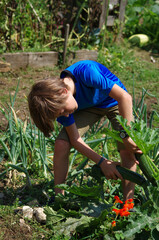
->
[0, 46, 159, 239]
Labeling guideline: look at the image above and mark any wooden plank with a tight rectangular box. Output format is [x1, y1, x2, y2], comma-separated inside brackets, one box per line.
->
[109, 0, 118, 6]
[107, 16, 115, 26]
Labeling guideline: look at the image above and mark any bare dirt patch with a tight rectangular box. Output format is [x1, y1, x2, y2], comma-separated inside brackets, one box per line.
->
[0, 67, 61, 131]
[134, 47, 159, 66]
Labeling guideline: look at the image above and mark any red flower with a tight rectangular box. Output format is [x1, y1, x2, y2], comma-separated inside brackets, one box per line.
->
[120, 209, 130, 217]
[112, 208, 121, 215]
[125, 198, 133, 204]
[114, 196, 123, 204]
[111, 220, 116, 227]
[124, 202, 134, 210]
[112, 197, 134, 227]
[123, 199, 134, 211]
[113, 207, 130, 217]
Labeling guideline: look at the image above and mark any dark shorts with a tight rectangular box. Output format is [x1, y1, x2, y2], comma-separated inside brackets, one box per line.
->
[56, 105, 125, 150]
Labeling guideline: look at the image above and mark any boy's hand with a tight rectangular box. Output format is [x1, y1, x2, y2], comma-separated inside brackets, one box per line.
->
[123, 137, 142, 154]
[100, 159, 123, 181]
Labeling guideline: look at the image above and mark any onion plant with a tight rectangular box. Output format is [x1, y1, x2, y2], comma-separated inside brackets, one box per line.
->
[0, 80, 55, 187]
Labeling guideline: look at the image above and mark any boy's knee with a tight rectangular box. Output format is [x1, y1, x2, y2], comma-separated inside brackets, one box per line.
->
[55, 139, 71, 151]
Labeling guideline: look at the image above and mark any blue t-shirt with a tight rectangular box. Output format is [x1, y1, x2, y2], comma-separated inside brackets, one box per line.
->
[57, 60, 127, 127]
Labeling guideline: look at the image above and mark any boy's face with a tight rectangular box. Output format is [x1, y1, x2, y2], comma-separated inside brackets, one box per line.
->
[57, 90, 78, 118]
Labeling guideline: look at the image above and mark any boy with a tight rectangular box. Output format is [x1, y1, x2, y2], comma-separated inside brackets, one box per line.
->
[28, 60, 142, 201]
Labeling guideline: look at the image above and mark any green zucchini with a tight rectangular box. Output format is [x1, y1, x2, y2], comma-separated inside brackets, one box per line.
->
[135, 153, 157, 186]
[91, 164, 105, 183]
[91, 164, 149, 189]
[116, 165, 149, 189]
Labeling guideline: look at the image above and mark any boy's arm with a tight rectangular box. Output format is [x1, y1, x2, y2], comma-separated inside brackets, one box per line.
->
[65, 123, 123, 180]
[109, 84, 142, 154]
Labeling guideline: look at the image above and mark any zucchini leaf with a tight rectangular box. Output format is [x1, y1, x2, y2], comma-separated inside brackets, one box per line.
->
[103, 128, 123, 143]
[53, 215, 91, 237]
[116, 116, 159, 154]
[55, 183, 102, 198]
[44, 206, 65, 226]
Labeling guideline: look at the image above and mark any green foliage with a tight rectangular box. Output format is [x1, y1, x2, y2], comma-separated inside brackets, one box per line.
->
[104, 114, 159, 186]
[44, 188, 112, 239]
[0, 85, 56, 186]
[116, 116, 159, 155]
[124, 0, 159, 51]
[0, 0, 102, 52]
[43, 162, 159, 239]
[0, 0, 159, 52]
[103, 114, 159, 238]
[56, 183, 102, 198]
[120, 184, 159, 239]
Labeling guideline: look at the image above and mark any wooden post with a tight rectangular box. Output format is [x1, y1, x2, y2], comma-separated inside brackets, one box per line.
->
[63, 24, 70, 65]
[99, 0, 110, 29]
[117, 0, 128, 41]
[99, 0, 110, 48]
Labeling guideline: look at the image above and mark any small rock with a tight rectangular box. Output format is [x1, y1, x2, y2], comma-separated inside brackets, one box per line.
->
[22, 206, 33, 219]
[33, 207, 46, 224]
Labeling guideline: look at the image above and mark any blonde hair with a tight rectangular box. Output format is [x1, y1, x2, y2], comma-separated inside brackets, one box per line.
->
[28, 77, 67, 137]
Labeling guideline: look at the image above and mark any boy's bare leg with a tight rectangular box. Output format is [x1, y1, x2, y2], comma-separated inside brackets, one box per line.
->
[53, 139, 71, 195]
[120, 149, 137, 201]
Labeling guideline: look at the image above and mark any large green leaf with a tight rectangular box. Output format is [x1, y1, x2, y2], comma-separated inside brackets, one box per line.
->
[123, 210, 159, 238]
[149, 185, 159, 210]
[53, 215, 91, 237]
[55, 184, 102, 198]
[123, 215, 149, 238]
[81, 201, 111, 217]
[44, 206, 65, 226]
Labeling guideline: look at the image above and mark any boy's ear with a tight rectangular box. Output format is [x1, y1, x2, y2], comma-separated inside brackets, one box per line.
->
[62, 88, 68, 94]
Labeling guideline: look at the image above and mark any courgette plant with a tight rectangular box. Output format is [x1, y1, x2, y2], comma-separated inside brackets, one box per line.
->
[102, 116, 159, 238]
[104, 116, 159, 187]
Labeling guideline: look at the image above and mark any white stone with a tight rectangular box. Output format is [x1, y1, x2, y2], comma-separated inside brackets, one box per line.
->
[22, 206, 33, 219]
[33, 207, 46, 224]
